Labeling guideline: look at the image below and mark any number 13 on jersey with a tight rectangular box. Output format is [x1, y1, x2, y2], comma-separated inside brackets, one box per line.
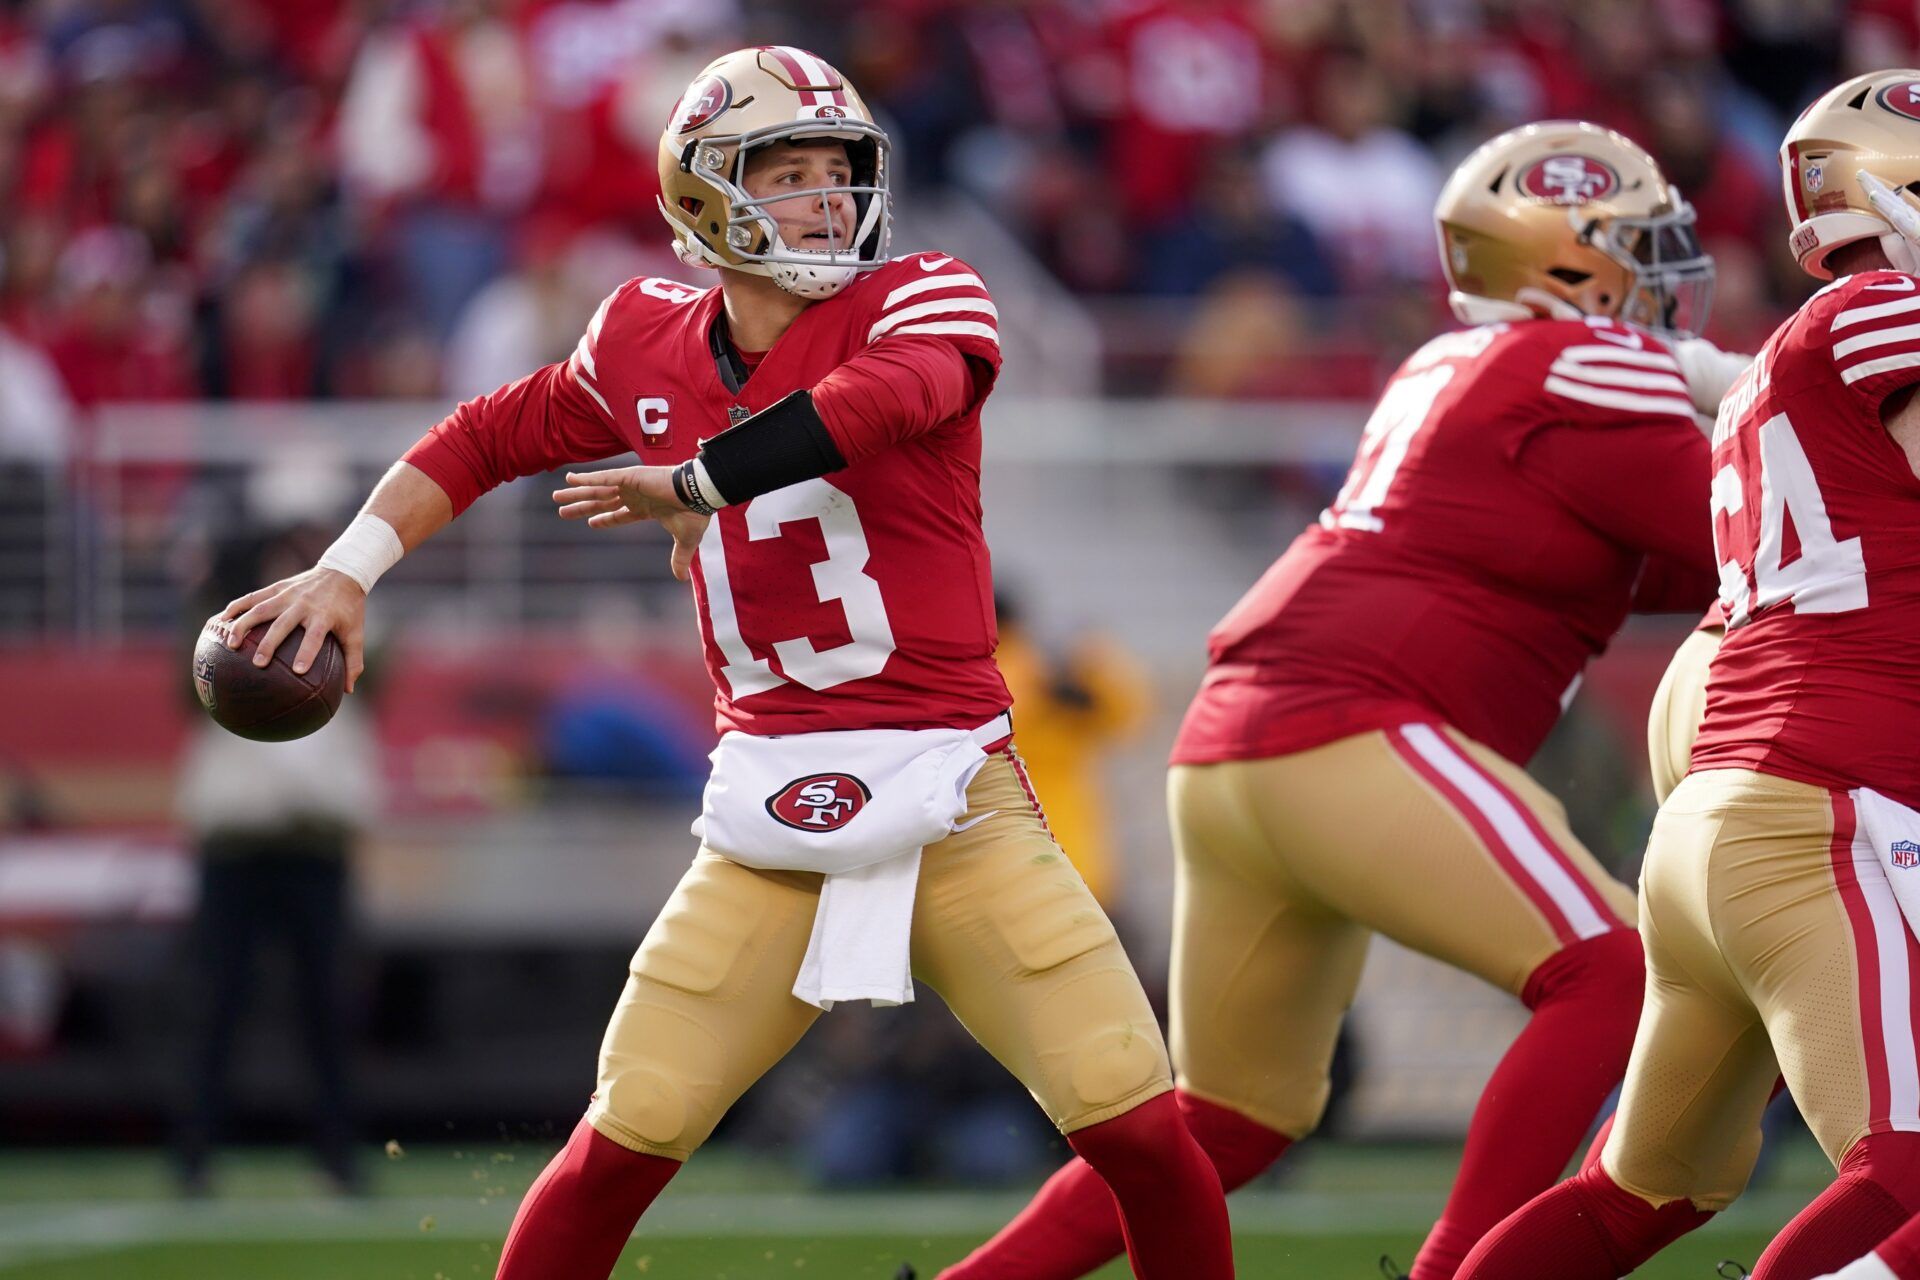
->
[696, 478, 899, 700]
[1711, 409, 1867, 626]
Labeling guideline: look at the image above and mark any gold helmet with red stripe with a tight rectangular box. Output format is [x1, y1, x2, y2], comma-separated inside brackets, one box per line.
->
[658, 46, 892, 299]
[1782, 69, 1920, 279]
[1436, 120, 1714, 337]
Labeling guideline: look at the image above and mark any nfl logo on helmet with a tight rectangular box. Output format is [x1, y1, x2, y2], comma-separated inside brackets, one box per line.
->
[1894, 840, 1920, 870]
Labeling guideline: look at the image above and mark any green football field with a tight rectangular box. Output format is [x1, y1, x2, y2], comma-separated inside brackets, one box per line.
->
[0, 1141, 1826, 1278]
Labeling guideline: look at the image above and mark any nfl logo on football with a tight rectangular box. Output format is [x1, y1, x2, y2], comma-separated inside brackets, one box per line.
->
[1893, 840, 1920, 870]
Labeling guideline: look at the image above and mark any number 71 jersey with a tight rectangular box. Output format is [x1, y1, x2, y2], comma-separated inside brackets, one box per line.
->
[1692, 270, 1920, 807]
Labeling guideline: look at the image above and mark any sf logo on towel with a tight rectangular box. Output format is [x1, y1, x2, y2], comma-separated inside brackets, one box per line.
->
[767, 774, 872, 832]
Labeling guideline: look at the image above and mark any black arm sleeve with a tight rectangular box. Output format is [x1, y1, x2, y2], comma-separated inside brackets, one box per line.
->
[696, 390, 848, 503]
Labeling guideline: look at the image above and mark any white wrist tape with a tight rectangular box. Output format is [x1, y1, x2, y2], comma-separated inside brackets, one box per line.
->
[690, 457, 729, 510]
[317, 513, 404, 593]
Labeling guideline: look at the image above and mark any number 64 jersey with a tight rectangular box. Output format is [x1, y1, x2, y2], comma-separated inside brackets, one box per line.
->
[1691, 270, 1920, 809]
[403, 252, 1010, 737]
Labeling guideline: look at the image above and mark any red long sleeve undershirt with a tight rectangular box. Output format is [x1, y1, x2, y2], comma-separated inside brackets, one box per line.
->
[1520, 419, 1719, 613]
[406, 335, 983, 516]
[810, 336, 982, 464]
[405, 361, 623, 517]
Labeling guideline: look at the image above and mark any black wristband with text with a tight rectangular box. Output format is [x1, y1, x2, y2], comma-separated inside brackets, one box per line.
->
[671, 460, 717, 516]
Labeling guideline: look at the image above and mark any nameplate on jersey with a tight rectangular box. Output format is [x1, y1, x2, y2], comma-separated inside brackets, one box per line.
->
[636, 396, 672, 445]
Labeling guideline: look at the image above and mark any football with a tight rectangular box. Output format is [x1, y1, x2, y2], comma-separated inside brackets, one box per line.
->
[192, 615, 346, 742]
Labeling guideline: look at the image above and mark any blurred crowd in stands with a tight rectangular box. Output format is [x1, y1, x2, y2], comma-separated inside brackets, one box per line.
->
[0, 0, 1905, 450]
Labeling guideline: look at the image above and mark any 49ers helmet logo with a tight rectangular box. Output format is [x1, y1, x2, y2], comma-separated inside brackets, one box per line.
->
[1878, 80, 1920, 121]
[766, 773, 872, 831]
[1517, 154, 1620, 205]
[672, 75, 732, 134]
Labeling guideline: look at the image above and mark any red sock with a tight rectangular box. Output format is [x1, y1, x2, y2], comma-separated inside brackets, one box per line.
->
[495, 1117, 681, 1280]
[1067, 1092, 1234, 1280]
[1880, 1210, 1920, 1278]
[1176, 1090, 1293, 1188]
[938, 1091, 1284, 1280]
[1411, 930, 1646, 1280]
[1753, 1133, 1920, 1280]
[1455, 1161, 1714, 1278]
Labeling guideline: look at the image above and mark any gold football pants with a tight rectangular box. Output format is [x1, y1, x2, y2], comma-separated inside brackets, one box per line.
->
[1647, 626, 1722, 806]
[585, 752, 1171, 1160]
[1602, 768, 1920, 1209]
[1169, 724, 1635, 1139]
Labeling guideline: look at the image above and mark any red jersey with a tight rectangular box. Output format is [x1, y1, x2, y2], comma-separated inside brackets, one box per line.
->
[404, 252, 1009, 737]
[1691, 270, 1920, 808]
[1173, 317, 1715, 767]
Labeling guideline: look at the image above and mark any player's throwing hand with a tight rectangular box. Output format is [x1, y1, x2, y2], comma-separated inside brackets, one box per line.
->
[220, 566, 368, 691]
[553, 466, 709, 581]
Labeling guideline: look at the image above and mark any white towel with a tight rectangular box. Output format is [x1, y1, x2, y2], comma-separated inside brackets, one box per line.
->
[792, 848, 923, 1009]
[1855, 787, 1920, 940]
[693, 713, 1010, 1009]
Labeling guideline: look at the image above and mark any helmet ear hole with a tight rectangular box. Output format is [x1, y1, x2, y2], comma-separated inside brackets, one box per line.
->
[1547, 268, 1592, 285]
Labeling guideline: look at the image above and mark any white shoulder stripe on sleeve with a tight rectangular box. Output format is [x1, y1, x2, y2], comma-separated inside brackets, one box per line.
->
[1832, 294, 1920, 331]
[1834, 319, 1920, 360]
[1547, 359, 1690, 394]
[886, 321, 1000, 346]
[575, 293, 613, 380]
[869, 298, 998, 342]
[1555, 344, 1683, 372]
[1840, 350, 1920, 385]
[570, 360, 614, 418]
[1543, 375, 1693, 417]
[882, 272, 987, 311]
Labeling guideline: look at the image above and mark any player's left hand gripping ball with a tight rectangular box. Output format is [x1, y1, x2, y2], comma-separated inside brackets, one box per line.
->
[553, 465, 710, 581]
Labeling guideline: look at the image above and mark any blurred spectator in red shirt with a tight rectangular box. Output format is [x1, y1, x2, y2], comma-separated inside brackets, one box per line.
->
[337, 0, 541, 338]
[1096, 0, 1281, 232]
[44, 226, 192, 407]
[522, 0, 736, 235]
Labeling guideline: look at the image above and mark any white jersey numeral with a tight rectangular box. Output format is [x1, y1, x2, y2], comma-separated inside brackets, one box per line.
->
[1321, 364, 1456, 533]
[699, 478, 897, 700]
[1712, 411, 1868, 625]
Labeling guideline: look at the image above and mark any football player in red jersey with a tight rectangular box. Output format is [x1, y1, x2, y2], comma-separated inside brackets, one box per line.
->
[1457, 69, 1920, 1280]
[938, 120, 1725, 1280]
[215, 46, 1233, 1280]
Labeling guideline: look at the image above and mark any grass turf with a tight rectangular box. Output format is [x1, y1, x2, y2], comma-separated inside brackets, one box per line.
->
[0, 1231, 1787, 1278]
[0, 1142, 1824, 1278]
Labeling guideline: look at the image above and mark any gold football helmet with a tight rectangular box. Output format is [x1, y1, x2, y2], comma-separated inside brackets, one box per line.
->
[1781, 69, 1920, 279]
[1436, 120, 1713, 337]
[657, 46, 891, 299]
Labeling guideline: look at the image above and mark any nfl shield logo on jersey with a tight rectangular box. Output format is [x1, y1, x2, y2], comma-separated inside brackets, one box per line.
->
[766, 774, 872, 832]
[1893, 841, 1920, 870]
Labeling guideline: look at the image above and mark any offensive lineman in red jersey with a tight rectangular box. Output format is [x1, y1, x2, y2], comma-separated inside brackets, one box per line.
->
[939, 121, 1724, 1280]
[214, 47, 1233, 1280]
[1457, 70, 1920, 1280]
